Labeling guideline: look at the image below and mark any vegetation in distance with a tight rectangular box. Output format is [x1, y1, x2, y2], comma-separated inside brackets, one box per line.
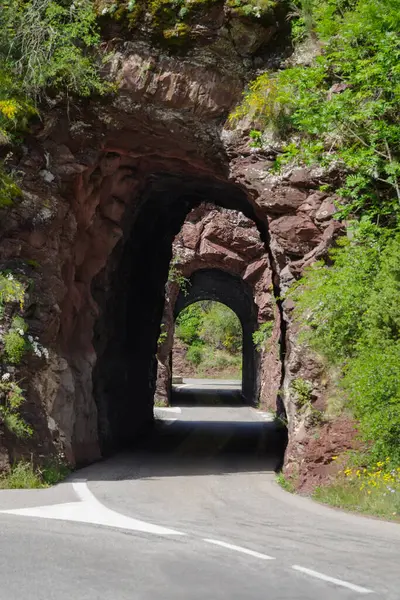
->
[174, 301, 242, 379]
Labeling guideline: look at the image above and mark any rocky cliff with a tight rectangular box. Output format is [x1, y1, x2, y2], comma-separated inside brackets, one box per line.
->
[0, 3, 350, 485]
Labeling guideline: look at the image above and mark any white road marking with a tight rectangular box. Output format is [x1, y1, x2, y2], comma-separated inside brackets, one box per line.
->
[292, 565, 374, 595]
[203, 539, 275, 560]
[154, 406, 181, 414]
[0, 481, 184, 536]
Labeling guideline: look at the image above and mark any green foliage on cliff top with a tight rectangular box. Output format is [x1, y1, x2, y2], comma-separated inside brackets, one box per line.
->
[231, 0, 400, 223]
[0, 0, 109, 206]
[97, 0, 278, 44]
[0, 0, 107, 101]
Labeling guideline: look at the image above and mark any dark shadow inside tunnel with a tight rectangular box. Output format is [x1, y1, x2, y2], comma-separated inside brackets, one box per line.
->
[81, 414, 288, 480]
[91, 171, 280, 456]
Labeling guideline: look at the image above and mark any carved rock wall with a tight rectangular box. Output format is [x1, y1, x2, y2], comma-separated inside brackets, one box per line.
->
[0, 23, 344, 477]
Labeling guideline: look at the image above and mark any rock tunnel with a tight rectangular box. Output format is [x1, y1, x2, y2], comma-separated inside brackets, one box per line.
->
[173, 269, 259, 404]
[91, 171, 277, 456]
[0, 9, 343, 478]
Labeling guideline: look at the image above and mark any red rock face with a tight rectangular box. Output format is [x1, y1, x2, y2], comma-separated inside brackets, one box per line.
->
[0, 33, 345, 482]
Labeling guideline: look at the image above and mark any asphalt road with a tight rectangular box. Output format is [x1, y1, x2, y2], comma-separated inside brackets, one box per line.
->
[1, 402, 400, 599]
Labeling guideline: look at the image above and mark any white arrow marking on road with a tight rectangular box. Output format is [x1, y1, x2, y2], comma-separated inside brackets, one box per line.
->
[0, 481, 185, 536]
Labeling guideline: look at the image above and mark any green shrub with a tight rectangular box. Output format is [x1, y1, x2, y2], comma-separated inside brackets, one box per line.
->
[0, 459, 70, 489]
[186, 343, 203, 366]
[289, 223, 400, 464]
[226, 0, 276, 19]
[0, 0, 107, 100]
[0, 273, 32, 438]
[276, 472, 296, 493]
[40, 460, 71, 486]
[291, 377, 312, 408]
[197, 347, 242, 378]
[0, 273, 25, 308]
[252, 321, 273, 351]
[0, 461, 43, 489]
[230, 0, 400, 223]
[0, 169, 21, 208]
[175, 303, 203, 345]
[0, 380, 33, 438]
[3, 330, 26, 364]
[168, 257, 190, 293]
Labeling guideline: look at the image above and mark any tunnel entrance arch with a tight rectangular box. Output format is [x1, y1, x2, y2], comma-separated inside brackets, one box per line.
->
[174, 269, 259, 404]
[92, 171, 280, 456]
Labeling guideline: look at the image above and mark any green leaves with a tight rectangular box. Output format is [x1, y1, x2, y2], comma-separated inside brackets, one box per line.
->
[0, 273, 25, 308]
[232, 0, 400, 223]
[0, 1, 108, 205]
[289, 223, 400, 463]
[252, 321, 273, 351]
[0, 0, 107, 100]
[176, 301, 242, 354]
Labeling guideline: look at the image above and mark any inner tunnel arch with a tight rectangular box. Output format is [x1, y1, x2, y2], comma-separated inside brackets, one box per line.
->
[173, 269, 259, 404]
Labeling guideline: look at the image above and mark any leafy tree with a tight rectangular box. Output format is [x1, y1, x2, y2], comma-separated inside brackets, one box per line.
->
[199, 302, 242, 354]
[175, 303, 203, 346]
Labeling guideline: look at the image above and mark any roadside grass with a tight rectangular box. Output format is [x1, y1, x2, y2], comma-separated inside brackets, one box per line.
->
[276, 472, 296, 493]
[0, 460, 70, 489]
[313, 459, 400, 521]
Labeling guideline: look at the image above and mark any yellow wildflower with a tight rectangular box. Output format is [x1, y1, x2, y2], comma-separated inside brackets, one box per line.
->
[0, 100, 18, 119]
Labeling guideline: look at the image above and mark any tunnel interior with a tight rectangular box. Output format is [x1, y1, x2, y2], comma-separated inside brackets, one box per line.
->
[173, 269, 259, 404]
[92, 171, 270, 454]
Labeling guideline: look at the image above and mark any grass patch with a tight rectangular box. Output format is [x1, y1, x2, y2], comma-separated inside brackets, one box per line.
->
[0, 460, 70, 489]
[313, 460, 400, 520]
[276, 473, 295, 493]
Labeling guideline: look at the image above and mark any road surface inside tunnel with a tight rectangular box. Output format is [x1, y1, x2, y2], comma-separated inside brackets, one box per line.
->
[0, 406, 400, 599]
